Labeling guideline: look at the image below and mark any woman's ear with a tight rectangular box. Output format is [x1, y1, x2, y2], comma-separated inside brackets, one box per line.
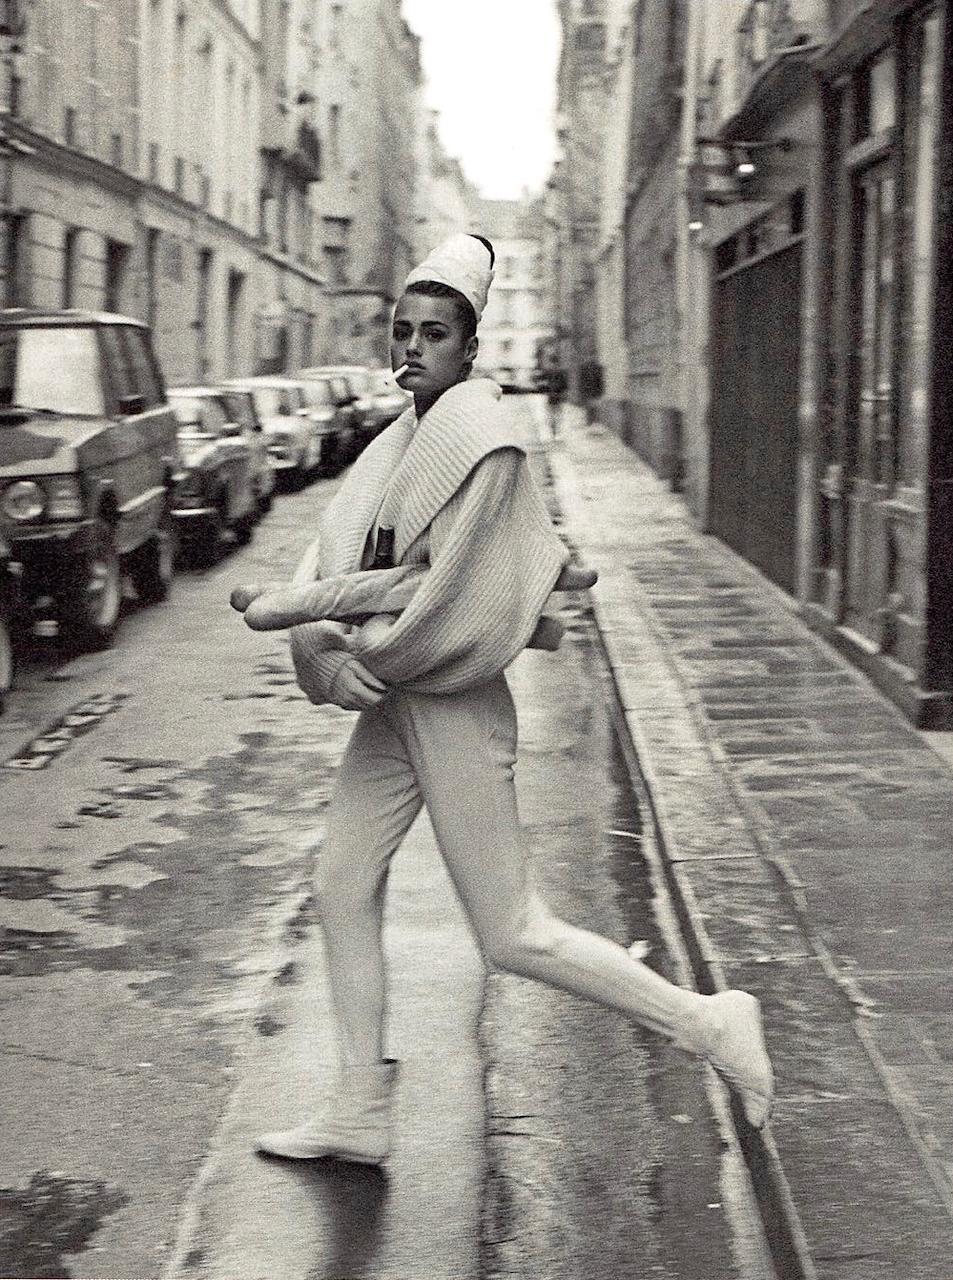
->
[464, 335, 479, 365]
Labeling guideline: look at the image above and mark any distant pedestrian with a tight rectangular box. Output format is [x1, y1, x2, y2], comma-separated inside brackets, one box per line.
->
[233, 233, 774, 1164]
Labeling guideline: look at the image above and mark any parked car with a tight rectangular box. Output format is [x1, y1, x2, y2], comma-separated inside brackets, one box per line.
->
[297, 372, 360, 467]
[0, 309, 178, 649]
[301, 366, 376, 446]
[224, 376, 320, 489]
[0, 534, 20, 711]
[167, 388, 259, 564]
[216, 385, 276, 514]
[368, 367, 412, 429]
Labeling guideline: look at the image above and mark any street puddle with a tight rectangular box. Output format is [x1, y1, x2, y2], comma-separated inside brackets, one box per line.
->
[0, 1171, 129, 1278]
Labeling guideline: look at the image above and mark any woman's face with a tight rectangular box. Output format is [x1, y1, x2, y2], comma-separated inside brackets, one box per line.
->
[391, 293, 478, 404]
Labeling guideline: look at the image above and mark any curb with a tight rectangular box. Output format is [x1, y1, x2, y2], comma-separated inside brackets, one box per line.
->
[545, 435, 819, 1280]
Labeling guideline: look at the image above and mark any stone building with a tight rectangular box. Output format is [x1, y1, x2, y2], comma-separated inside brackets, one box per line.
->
[256, 0, 326, 373]
[316, 0, 423, 366]
[550, 0, 609, 401]
[626, 0, 953, 725]
[473, 196, 552, 391]
[593, 0, 635, 439]
[611, 0, 686, 482]
[0, 0, 436, 381]
[1, 0, 284, 383]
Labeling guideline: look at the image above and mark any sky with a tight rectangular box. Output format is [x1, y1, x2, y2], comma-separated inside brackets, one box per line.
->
[401, 0, 563, 200]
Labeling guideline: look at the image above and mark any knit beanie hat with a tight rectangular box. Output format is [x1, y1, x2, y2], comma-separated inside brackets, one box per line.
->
[404, 234, 495, 323]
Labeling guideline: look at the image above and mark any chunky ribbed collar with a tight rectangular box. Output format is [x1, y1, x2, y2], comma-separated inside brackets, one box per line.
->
[319, 378, 524, 575]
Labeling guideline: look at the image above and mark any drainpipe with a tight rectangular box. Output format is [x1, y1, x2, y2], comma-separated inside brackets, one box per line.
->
[675, 0, 705, 518]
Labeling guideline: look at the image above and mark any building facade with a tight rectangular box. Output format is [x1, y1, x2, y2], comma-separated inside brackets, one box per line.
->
[316, 0, 423, 366]
[551, 0, 609, 401]
[474, 196, 553, 391]
[1, 0, 286, 384]
[1, 0, 439, 383]
[612, 0, 953, 725]
[594, 0, 635, 438]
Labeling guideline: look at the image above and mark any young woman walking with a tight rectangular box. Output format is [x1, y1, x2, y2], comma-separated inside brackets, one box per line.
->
[233, 234, 774, 1163]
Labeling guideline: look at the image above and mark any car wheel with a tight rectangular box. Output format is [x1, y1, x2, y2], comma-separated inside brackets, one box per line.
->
[232, 509, 256, 547]
[129, 506, 177, 604]
[0, 612, 14, 713]
[61, 518, 122, 650]
[184, 503, 225, 568]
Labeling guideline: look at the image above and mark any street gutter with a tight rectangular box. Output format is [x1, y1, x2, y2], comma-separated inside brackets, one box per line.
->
[545, 435, 818, 1280]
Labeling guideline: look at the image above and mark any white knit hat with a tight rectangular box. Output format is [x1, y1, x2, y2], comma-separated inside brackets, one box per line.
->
[404, 234, 495, 322]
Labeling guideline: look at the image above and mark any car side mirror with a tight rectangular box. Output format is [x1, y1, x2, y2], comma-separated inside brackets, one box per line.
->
[118, 393, 146, 415]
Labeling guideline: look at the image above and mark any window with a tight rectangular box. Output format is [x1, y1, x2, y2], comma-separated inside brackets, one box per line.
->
[118, 327, 163, 408]
[328, 104, 341, 167]
[170, 394, 228, 434]
[104, 239, 129, 313]
[856, 49, 896, 141]
[64, 105, 77, 145]
[145, 227, 160, 328]
[149, 142, 160, 182]
[0, 326, 104, 416]
[222, 390, 257, 431]
[62, 227, 80, 308]
[324, 245, 348, 285]
[302, 379, 332, 407]
[111, 132, 123, 168]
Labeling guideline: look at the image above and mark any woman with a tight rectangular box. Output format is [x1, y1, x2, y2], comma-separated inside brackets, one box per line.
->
[236, 234, 774, 1163]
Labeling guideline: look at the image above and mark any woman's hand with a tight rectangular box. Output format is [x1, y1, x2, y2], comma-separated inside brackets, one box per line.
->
[329, 656, 389, 711]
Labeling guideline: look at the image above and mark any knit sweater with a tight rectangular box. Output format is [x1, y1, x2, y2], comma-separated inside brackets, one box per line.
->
[281, 379, 569, 703]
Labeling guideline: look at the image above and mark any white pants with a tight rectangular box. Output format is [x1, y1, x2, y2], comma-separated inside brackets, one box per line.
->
[314, 674, 707, 1064]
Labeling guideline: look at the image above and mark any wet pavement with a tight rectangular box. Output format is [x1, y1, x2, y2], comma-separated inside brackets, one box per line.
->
[0, 426, 776, 1280]
[546, 403, 953, 1279]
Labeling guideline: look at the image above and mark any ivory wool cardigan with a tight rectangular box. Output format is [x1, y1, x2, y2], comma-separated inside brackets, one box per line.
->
[259, 379, 570, 703]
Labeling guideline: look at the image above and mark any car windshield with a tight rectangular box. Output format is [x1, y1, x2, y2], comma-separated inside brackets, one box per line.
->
[0, 326, 104, 416]
[249, 385, 298, 417]
[221, 391, 256, 430]
[169, 396, 209, 430]
[343, 370, 371, 394]
[301, 379, 332, 407]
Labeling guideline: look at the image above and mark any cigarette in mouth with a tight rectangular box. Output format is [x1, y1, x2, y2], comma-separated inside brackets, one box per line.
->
[386, 364, 409, 384]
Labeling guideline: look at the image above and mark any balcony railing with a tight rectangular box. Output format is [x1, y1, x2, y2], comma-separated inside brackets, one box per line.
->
[736, 0, 824, 99]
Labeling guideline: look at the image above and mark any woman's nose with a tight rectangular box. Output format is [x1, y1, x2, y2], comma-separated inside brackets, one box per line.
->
[406, 331, 422, 355]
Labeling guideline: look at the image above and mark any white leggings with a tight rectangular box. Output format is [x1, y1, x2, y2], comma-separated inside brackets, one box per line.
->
[314, 674, 709, 1064]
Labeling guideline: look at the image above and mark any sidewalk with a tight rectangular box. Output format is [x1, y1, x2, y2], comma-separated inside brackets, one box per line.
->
[546, 405, 953, 1280]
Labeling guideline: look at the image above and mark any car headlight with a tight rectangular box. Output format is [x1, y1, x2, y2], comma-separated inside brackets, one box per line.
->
[3, 480, 45, 522]
[46, 475, 84, 520]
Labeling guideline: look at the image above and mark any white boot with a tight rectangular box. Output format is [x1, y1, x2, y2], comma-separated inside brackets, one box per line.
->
[256, 1060, 398, 1163]
[693, 991, 775, 1130]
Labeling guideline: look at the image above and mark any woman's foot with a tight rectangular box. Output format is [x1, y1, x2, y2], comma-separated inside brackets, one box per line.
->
[702, 991, 774, 1130]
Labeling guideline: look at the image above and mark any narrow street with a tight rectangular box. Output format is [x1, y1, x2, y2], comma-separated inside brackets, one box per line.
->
[0, 401, 774, 1279]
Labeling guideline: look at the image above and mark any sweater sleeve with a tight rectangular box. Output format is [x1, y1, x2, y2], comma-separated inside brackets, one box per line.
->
[347, 447, 569, 692]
